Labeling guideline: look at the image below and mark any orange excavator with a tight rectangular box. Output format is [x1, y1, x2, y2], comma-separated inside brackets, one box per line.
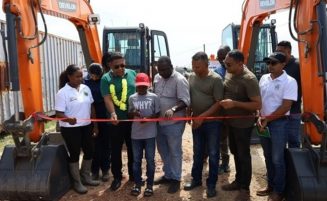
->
[0, 0, 102, 200]
[234, 0, 327, 200]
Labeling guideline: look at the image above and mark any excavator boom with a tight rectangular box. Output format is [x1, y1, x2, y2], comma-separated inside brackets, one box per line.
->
[2, 0, 102, 142]
[0, 0, 102, 200]
[239, 1, 327, 200]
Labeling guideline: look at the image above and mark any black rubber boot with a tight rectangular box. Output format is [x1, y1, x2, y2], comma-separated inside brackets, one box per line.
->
[69, 163, 88, 194]
[80, 160, 101, 186]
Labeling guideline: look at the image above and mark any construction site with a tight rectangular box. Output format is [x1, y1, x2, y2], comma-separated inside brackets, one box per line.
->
[0, 0, 327, 200]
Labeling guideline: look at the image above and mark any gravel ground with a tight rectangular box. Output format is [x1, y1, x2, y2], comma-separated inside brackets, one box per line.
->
[60, 124, 269, 201]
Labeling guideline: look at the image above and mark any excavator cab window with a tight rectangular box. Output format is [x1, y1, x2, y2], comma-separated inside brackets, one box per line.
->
[151, 33, 169, 61]
[221, 23, 238, 51]
[103, 27, 170, 78]
[221, 22, 277, 80]
[104, 31, 141, 71]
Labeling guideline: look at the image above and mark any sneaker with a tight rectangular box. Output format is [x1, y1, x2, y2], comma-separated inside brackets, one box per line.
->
[183, 180, 202, 191]
[207, 187, 217, 198]
[221, 181, 241, 191]
[154, 176, 171, 185]
[167, 180, 180, 194]
[143, 186, 154, 197]
[130, 185, 141, 196]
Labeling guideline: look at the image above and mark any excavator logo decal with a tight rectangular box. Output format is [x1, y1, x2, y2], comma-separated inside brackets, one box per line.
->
[58, 0, 77, 12]
[259, 0, 275, 9]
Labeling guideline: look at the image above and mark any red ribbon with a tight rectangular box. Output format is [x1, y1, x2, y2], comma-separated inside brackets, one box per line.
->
[35, 113, 301, 123]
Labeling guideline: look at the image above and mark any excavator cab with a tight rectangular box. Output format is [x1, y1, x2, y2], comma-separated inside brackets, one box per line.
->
[102, 23, 170, 80]
[221, 21, 277, 81]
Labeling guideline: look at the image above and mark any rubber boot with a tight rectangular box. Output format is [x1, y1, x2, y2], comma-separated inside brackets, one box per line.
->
[69, 163, 88, 194]
[81, 160, 101, 186]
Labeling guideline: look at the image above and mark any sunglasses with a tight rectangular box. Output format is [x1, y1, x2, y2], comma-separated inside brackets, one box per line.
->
[265, 61, 279, 66]
[113, 64, 125, 69]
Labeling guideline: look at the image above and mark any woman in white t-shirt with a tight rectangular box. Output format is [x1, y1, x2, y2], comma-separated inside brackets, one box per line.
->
[55, 64, 100, 194]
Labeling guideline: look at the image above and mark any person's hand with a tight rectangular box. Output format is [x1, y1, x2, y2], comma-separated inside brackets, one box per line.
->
[132, 109, 141, 118]
[140, 117, 147, 124]
[66, 117, 77, 125]
[257, 117, 267, 132]
[111, 112, 119, 125]
[186, 107, 192, 124]
[192, 119, 203, 129]
[220, 99, 235, 109]
[164, 109, 174, 118]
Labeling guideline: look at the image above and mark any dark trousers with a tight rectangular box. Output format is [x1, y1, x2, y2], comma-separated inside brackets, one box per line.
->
[110, 121, 133, 180]
[228, 126, 252, 190]
[91, 122, 111, 175]
[61, 124, 93, 163]
[220, 123, 229, 166]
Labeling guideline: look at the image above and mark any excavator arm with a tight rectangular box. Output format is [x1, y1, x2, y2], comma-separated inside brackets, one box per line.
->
[2, 0, 102, 142]
[239, 0, 327, 145]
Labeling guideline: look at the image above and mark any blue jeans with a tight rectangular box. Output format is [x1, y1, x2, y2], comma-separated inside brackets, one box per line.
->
[260, 118, 288, 194]
[286, 114, 301, 148]
[157, 122, 185, 181]
[132, 138, 156, 186]
[191, 121, 221, 188]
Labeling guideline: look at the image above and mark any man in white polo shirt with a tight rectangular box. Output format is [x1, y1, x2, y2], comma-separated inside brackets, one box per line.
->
[256, 52, 298, 201]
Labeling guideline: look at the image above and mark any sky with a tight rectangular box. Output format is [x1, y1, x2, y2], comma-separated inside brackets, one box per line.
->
[0, 0, 296, 67]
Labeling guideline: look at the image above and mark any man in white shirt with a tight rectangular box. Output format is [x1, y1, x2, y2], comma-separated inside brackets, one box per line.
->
[256, 52, 298, 201]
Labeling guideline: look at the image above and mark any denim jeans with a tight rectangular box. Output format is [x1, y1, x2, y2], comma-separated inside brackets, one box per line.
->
[286, 114, 301, 148]
[228, 126, 252, 190]
[260, 118, 288, 194]
[132, 138, 156, 186]
[191, 121, 221, 188]
[157, 122, 185, 181]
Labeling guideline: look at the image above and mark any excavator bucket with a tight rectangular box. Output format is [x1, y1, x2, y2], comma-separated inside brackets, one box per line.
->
[286, 148, 327, 201]
[0, 133, 71, 201]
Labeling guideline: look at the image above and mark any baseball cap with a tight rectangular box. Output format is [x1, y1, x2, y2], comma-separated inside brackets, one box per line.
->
[135, 73, 150, 87]
[263, 52, 286, 63]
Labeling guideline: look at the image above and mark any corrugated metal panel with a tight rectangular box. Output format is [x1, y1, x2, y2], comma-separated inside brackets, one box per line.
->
[39, 32, 85, 113]
[0, 21, 85, 126]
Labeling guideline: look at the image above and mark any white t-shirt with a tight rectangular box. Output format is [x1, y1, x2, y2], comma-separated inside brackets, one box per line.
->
[259, 71, 298, 116]
[55, 83, 94, 127]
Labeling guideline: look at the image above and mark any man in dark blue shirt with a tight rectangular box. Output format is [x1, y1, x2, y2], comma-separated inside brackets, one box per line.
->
[276, 41, 302, 148]
[213, 45, 231, 174]
[84, 63, 111, 182]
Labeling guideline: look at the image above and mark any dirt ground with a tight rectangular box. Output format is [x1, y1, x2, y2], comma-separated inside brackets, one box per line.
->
[60, 124, 269, 201]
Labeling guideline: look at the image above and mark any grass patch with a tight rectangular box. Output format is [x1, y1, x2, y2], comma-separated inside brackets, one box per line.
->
[45, 121, 57, 132]
[0, 135, 13, 155]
